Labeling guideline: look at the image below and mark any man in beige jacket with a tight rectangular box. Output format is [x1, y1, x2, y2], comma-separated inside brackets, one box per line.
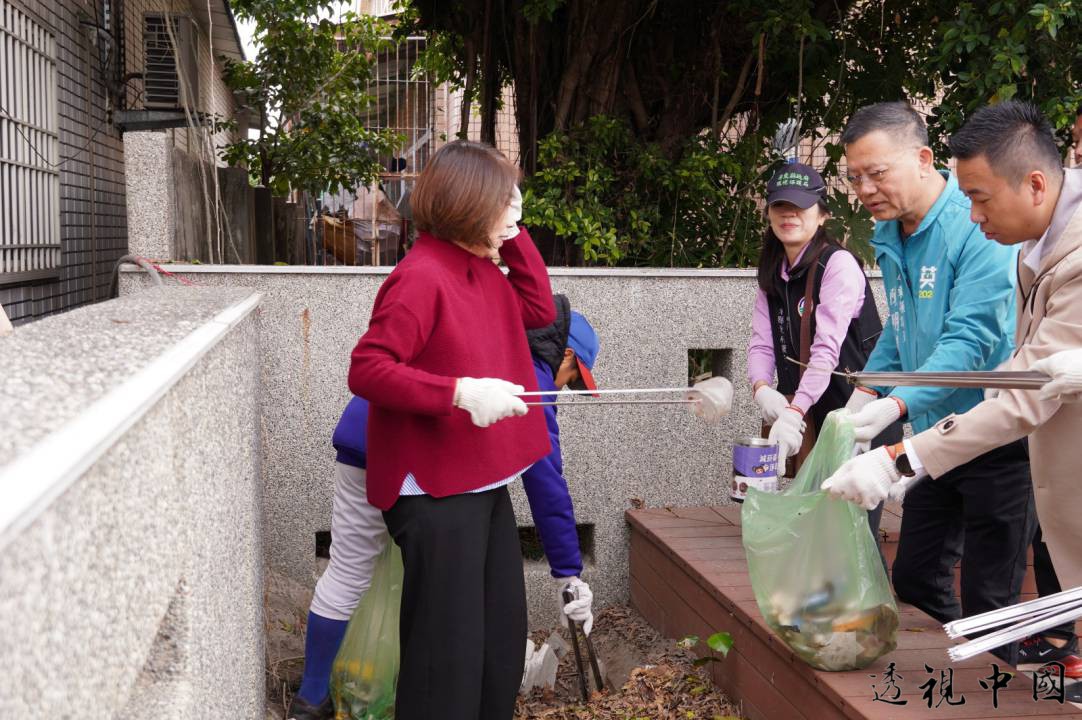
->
[824, 101, 1082, 595]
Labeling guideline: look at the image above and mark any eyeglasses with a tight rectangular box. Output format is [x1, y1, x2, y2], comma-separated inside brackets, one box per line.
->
[845, 165, 892, 189]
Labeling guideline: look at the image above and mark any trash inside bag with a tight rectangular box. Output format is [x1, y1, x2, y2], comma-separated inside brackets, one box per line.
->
[330, 540, 402, 719]
[742, 410, 898, 671]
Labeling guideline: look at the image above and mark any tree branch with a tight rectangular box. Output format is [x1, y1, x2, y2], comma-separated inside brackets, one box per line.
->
[718, 49, 755, 132]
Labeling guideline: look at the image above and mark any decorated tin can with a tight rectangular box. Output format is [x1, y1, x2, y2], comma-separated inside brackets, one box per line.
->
[731, 437, 779, 502]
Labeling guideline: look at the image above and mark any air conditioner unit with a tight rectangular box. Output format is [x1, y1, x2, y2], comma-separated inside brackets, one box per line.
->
[143, 14, 199, 111]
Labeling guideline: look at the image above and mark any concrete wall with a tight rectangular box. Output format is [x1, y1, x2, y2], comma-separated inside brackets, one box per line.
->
[121, 265, 887, 629]
[0, 287, 265, 718]
[125, 131, 256, 264]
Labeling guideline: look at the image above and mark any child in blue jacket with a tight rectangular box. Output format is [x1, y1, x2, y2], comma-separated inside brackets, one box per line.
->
[287, 297, 599, 720]
[522, 294, 600, 633]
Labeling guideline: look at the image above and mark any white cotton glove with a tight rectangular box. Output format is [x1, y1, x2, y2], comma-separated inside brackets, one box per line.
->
[688, 376, 734, 423]
[821, 446, 902, 510]
[887, 473, 924, 504]
[843, 387, 879, 453]
[453, 377, 528, 427]
[1032, 349, 1082, 402]
[493, 186, 523, 242]
[753, 385, 790, 424]
[848, 397, 903, 445]
[767, 406, 805, 460]
[556, 576, 594, 636]
[845, 386, 879, 414]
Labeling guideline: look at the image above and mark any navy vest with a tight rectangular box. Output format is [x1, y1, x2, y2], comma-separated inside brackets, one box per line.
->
[766, 244, 893, 436]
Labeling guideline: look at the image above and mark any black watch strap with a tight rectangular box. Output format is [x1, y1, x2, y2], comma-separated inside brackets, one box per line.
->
[895, 450, 916, 478]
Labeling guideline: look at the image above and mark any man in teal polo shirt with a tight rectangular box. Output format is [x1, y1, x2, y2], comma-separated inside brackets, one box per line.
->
[834, 102, 1035, 662]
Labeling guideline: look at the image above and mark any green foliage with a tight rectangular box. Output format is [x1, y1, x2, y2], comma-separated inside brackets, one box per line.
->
[392, 0, 1081, 268]
[707, 632, 734, 656]
[523, 116, 771, 267]
[916, 0, 1082, 150]
[220, 0, 402, 196]
[679, 631, 734, 667]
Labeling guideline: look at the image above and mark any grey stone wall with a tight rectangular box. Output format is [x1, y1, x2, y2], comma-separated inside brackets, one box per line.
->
[0, 287, 265, 718]
[125, 131, 256, 264]
[121, 266, 887, 629]
[125, 132, 176, 261]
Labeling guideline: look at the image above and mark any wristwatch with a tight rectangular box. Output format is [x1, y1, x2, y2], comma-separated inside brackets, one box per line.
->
[886, 441, 916, 478]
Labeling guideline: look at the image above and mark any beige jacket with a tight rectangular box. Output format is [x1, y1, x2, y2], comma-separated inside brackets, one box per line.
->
[912, 168, 1082, 589]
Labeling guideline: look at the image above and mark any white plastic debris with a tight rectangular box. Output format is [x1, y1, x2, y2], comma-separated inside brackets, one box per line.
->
[519, 638, 559, 693]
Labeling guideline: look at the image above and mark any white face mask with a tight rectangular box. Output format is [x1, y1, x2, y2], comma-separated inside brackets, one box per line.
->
[492, 185, 523, 243]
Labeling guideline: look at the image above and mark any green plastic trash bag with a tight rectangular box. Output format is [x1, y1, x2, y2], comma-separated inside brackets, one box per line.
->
[741, 410, 898, 671]
[330, 540, 403, 719]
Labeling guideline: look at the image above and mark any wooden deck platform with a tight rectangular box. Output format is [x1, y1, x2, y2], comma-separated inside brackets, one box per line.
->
[627, 503, 1082, 720]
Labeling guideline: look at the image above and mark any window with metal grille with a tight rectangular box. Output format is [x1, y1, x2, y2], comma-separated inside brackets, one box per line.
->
[143, 14, 199, 110]
[0, 0, 60, 286]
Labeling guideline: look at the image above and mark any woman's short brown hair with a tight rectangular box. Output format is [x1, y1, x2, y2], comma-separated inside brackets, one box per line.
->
[410, 140, 520, 248]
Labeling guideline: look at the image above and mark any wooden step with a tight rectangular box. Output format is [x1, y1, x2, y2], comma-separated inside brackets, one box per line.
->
[627, 505, 1082, 720]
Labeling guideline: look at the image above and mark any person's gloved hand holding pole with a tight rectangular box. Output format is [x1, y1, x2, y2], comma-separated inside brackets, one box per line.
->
[753, 384, 789, 424]
[453, 378, 528, 427]
[768, 406, 805, 460]
[556, 576, 594, 635]
[848, 396, 905, 446]
[843, 387, 881, 453]
[1032, 348, 1082, 402]
[821, 446, 902, 510]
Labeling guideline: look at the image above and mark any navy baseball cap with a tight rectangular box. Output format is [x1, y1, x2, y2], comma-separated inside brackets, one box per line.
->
[566, 311, 599, 395]
[766, 163, 827, 209]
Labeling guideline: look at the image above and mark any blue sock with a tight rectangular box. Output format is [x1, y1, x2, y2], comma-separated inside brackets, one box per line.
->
[296, 611, 350, 706]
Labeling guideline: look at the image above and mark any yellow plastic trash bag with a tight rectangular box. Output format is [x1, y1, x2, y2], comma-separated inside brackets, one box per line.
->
[742, 410, 898, 671]
[330, 541, 403, 719]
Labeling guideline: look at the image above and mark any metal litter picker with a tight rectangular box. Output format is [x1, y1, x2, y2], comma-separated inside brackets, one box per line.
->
[562, 588, 605, 700]
[944, 586, 1082, 662]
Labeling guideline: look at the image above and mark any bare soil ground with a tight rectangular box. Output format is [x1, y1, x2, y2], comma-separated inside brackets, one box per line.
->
[264, 567, 744, 720]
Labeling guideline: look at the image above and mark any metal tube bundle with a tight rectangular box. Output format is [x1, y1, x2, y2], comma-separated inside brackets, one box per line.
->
[944, 586, 1082, 662]
[847, 370, 1050, 391]
[783, 357, 1051, 391]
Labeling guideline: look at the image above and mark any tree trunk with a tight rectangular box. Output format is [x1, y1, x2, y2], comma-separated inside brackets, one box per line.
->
[479, 0, 498, 144]
[460, 37, 476, 138]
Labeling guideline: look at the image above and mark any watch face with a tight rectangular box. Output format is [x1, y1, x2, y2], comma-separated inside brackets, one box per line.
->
[895, 454, 914, 477]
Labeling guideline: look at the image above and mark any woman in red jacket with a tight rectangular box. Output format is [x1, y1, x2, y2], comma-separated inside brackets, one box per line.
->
[348, 140, 555, 719]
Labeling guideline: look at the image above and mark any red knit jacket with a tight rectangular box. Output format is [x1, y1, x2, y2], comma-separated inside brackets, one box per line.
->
[349, 228, 556, 510]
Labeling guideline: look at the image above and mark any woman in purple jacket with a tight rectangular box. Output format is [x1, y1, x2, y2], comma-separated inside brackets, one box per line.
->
[746, 162, 900, 533]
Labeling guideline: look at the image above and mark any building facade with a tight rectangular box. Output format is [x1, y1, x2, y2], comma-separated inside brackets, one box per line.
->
[0, 0, 244, 324]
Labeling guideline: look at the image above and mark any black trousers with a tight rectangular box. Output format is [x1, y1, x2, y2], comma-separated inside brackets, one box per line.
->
[1033, 524, 1077, 642]
[382, 486, 527, 720]
[892, 439, 1036, 663]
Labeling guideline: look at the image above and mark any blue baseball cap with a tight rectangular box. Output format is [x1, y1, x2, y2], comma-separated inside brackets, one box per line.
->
[567, 311, 599, 395]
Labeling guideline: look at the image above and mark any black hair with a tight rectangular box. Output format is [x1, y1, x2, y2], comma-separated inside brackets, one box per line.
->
[948, 101, 1063, 186]
[756, 201, 857, 298]
[840, 101, 928, 147]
